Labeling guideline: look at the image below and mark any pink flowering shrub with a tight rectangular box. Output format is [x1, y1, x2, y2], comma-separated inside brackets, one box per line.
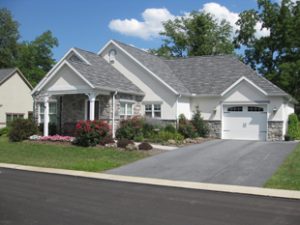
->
[40, 135, 74, 142]
[74, 120, 111, 147]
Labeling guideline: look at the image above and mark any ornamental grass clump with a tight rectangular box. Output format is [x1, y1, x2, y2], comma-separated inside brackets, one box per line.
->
[74, 120, 111, 147]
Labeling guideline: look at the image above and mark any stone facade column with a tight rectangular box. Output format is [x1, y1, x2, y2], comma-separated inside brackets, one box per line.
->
[43, 95, 49, 136]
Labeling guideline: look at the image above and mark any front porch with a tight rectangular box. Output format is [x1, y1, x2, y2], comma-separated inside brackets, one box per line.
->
[34, 91, 143, 137]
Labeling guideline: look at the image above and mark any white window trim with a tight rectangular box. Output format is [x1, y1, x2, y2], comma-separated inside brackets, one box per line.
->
[144, 103, 161, 118]
[120, 102, 133, 118]
[37, 101, 57, 124]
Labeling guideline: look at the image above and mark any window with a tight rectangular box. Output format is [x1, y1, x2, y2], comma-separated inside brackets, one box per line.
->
[145, 104, 161, 118]
[6, 113, 24, 125]
[120, 102, 133, 117]
[109, 49, 117, 63]
[248, 106, 264, 112]
[228, 106, 243, 112]
[38, 102, 57, 124]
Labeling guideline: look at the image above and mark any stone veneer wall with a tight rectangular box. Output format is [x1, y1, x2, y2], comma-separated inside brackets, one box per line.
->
[206, 120, 221, 138]
[268, 121, 283, 141]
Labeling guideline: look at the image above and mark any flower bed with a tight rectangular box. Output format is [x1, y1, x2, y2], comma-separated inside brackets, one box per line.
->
[29, 135, 75, 142]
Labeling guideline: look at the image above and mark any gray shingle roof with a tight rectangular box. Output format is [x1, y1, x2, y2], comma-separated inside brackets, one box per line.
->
[0, 68, 16, 84]
[113, 40, 287, 96]
[68, 48, 143, 95]
[114, 40, 191, 95]
[164, 56, 287, 96]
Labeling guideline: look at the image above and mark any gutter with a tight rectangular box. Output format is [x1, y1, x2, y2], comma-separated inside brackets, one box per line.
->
[176, 94, 181, 128]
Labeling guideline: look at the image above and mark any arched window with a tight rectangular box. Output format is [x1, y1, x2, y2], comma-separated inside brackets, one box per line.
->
[248, 106, 264, 112]
[109, 49, 117, 63]
[227, 106, 243, 112]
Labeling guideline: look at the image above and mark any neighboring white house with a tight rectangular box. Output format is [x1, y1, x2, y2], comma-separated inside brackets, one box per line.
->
[32, 40, 296, 141]
[0, 68, 33, 128]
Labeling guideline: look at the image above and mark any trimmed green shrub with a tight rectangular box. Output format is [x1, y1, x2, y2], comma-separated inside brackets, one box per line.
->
[133, 134, 144, 142]
[178, 114, 197, 138]
[117, 139, 134, 148]
[164, 124, 176, 133]
[74, 120, 111, 147]
[191, 109, 209, 137]
[116, 116, 144, 140]
[99, 135, 115, 146]
[148, 130, 184, 143]
[287, 114, 300, 140]
[0, 127, 9, 136]
[142, 123, 155, 138]
[8, 119, 38, 142]
[138, 142, 153, 150]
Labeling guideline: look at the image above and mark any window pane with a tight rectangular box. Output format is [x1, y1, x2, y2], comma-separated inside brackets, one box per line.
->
[248, 106, 264, 112]
[127, 103, 133, 115]
[145, 104, 152, 111]
[6, 114, 12, 123]
[228, 106, 243, 112]
[39, 115, 44, 123]
[145, 112, 152, 118]
[120, 102, 125, 115]
[154, 104, 161, 111]
[49, 115, 57, 124]
[39, 104, 45, 114]
[49, 103, 57, 114]
[18, 114, 24, 119]
[154, 111, 161, 118]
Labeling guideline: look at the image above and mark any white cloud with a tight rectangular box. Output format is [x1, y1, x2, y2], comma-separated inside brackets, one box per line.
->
[109, 8, 175, 39]
[201, 2, 269, 38]
[108, 2, 270, 39]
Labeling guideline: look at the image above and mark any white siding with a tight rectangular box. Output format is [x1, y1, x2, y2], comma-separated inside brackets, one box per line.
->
[191, 97, 221, 120]
[177, 96, 191, 119]
[102, 43, 177, 120]
[43, 65, 90, 92]
[0, 72, 33, 128]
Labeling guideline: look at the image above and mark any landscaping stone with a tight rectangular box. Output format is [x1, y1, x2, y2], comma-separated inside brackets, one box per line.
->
[126, 144, 138, 151]
[167, 139, 176, 145]
[105, 143, 117, 148]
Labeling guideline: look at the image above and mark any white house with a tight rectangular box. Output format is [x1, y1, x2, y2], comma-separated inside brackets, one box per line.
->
[0, 68, 33, 128]
[31, 40, 296, 141]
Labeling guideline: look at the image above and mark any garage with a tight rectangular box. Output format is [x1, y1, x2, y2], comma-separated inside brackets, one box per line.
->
[222, 105, 267, 141]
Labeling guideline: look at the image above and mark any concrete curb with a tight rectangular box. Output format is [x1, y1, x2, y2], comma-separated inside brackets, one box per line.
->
[1, 163, 300, 200]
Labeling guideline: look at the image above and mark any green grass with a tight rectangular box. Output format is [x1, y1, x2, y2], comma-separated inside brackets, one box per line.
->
[0, 136, 148, 172]
[264, 143, 300, 191]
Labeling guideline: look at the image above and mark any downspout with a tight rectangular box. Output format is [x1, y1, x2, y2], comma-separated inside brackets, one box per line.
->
[112, 91, 118, 138]
[176, 94, 181, 128]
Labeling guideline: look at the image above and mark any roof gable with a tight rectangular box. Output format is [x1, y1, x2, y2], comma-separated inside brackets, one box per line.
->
[0, 68, 33, 90]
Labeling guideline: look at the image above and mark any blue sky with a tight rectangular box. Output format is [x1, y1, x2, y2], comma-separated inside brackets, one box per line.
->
[1, 0, 263, 60]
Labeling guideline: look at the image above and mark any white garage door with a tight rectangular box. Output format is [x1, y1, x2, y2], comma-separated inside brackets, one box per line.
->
[222, 105, 267, 141]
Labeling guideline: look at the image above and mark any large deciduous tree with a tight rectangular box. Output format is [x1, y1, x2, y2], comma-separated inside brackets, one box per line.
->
[234, 0, 300, 102]
[0, 8, 58, 86]
[17, 31, 58, 86]
[0, 8, 19, 68]
[150, 12, 234, 58]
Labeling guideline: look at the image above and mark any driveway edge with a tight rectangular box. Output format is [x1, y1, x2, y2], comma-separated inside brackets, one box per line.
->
[1, 163, 300, 200]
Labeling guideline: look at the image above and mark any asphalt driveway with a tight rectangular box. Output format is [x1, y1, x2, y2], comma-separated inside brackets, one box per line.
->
[107, 140, 298, 187]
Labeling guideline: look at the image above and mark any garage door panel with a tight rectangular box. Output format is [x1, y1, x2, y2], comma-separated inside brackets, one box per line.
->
[222, 107, 267, 141]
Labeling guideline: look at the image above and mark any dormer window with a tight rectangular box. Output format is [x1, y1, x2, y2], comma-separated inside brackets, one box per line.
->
[109, 49, 117, 63]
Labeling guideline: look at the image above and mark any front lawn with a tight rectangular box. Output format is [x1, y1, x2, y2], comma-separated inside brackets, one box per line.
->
[0, 136, 148, 172]
[264, 143, 300, 191]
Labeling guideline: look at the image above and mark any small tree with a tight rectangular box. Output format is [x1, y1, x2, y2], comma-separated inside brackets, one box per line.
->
[8, 118, 38, 142]
[191, 108, 209, 137]
[287, 114, 300, 140]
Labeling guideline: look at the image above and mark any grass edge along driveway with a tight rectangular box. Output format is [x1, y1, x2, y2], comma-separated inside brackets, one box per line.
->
[0, 136, 148, 172]
[265, 143, 300, 191]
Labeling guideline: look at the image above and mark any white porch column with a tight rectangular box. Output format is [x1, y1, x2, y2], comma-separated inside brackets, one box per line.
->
[88, 93, 96, 121]
[43, 96, 49, 136]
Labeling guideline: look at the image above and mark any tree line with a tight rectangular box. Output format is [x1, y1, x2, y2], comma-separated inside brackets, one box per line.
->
[0, 0, 299, 104]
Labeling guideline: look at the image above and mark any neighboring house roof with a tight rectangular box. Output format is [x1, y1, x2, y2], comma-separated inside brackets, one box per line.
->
[0, 68, 33, 89]
[111, 40, 287, 97]
[68, 48, 143, 95]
